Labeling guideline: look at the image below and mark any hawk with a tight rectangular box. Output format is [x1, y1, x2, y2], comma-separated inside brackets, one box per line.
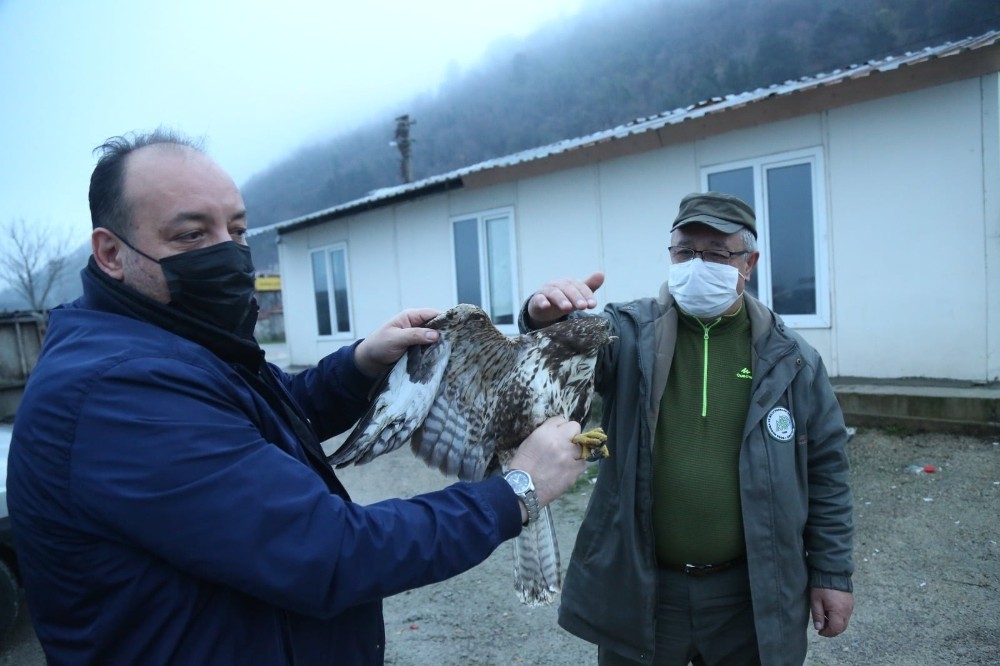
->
[328, 303, 614, 605]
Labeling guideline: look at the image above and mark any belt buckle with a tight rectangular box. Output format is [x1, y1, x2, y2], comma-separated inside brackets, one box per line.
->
[683, 563, 713, 576]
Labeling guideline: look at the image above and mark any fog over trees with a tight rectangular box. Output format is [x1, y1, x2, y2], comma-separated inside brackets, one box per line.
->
[2, 0, 996, 307]
[241, 0, 999, 270]
[0, 220, 87, 312]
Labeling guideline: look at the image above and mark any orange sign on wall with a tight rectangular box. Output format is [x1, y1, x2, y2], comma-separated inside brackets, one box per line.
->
[255, 276, 282, 292]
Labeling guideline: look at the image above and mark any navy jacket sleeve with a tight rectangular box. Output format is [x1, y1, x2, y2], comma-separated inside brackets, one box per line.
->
[69, 354, 523, 618]
[274, 341, 376, 440]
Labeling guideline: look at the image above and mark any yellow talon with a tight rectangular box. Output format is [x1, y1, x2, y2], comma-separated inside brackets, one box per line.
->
[572, 427, 609, 461]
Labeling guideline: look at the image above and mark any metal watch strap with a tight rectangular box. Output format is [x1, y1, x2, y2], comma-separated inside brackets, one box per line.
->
[504, 469, 540, 526]
[520, 487, 540, 526]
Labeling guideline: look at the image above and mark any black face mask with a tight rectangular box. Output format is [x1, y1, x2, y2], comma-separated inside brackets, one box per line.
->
[118, 237, 258, 335]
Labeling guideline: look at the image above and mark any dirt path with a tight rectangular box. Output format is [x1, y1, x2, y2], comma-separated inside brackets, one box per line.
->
[335, 429, 1000, 665]
[803, 430, 1000, 665]
[4, 429, 997, 664]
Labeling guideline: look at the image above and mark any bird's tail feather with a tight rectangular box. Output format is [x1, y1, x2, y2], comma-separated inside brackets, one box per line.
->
[512, 505, 560, 606]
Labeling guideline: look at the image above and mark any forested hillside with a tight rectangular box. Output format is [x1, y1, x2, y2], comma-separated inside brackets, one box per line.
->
[242, 0, 999, 269]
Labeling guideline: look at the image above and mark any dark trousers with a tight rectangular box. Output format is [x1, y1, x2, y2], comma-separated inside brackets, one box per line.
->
[598, 562, 760, 666]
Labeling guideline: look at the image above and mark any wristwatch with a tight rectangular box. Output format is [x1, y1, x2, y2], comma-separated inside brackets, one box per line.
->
[504, 469, 539, 526]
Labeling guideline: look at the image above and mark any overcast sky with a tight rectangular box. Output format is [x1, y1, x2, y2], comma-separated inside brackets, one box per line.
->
[0, 0, 586, 247]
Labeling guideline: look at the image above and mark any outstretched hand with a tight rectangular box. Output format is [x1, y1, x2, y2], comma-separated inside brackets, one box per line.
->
[354, 308, 441, 378]
[526, 271, 605, 326]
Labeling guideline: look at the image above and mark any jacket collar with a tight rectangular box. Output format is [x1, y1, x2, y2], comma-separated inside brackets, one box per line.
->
[81, 257, 264, 369]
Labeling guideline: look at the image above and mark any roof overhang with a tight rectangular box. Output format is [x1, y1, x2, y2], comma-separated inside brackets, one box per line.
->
[256, 31, 1000, 238]
[464, 33, 1000, 187]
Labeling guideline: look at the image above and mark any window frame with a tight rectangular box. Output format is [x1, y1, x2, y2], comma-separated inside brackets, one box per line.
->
[449, 207, 519, 332]
[309, 242, 354, 339]
[702, 147, 830, 328]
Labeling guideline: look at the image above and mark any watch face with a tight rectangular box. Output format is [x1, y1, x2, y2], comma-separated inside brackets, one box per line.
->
[506, 470, 530, 494]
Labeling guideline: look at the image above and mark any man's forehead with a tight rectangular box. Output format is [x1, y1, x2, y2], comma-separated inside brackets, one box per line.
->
[123, 144, 231, 197]
[126, 143, 205, 176]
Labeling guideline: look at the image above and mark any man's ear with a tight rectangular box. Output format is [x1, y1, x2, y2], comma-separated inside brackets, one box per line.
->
[92, 228, 125, 280]
[744, 250, 760, 278]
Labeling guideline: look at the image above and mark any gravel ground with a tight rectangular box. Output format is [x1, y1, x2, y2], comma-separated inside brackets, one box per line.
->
[337, 428, 1000, 666]
[803, 430, 1000, 665]
[3, 428, 997, 664]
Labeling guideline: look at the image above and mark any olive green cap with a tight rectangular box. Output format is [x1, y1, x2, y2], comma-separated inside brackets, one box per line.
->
[671, 191, 757, 238]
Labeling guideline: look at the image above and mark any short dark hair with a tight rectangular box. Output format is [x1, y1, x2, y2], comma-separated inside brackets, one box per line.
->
[88, 128, 203, 237]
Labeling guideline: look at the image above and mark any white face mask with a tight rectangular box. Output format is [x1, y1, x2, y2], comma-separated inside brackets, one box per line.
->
[668, 258, 743, 318]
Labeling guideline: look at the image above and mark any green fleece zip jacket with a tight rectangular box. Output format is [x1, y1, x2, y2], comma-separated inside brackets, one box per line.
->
[653, 305, 752, 566]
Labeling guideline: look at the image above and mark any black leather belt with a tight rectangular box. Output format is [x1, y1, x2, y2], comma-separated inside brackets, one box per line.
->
[661, 556, 746, 577]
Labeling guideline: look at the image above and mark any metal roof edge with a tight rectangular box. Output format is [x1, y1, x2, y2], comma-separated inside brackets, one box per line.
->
[247, 176, 465, 237]
[258, 29, 1000, 236]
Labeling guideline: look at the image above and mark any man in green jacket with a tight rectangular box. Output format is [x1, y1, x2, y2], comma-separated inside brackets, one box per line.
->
[520, 192, 854, 666]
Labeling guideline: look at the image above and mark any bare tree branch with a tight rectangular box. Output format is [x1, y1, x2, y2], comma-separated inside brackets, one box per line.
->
[0, 219, 77, 311]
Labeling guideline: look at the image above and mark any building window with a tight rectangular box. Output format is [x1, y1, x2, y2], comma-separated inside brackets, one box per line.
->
[310, 244, 352, 336]
[452, 209, 517, 326]
[703, 148, 829, 327]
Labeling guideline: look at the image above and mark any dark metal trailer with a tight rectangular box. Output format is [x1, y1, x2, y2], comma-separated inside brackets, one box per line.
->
[0, 312, 45, 423]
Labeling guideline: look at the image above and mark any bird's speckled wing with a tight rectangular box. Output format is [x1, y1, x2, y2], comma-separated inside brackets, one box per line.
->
[328, 334, 452, 467]
[328, 304, 615, 607]
[409, 309, 520, 481]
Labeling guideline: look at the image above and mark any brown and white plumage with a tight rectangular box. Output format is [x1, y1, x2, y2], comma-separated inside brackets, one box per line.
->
[328, 303, 614, 605]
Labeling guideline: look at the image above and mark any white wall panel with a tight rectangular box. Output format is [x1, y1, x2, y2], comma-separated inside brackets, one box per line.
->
[514, 166, 601, 306]
[827, 78, 986, 379]
[595, 147, 690, 304]
[395, 198, 456, 312]
[278, 75, 996, 381]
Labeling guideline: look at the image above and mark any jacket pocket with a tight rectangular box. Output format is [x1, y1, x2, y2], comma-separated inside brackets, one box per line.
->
[574, 480, 617, 564]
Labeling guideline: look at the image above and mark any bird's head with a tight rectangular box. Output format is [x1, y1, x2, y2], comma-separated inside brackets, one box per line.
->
[425, 304, 510, 349]
[427, 303, 491, 330]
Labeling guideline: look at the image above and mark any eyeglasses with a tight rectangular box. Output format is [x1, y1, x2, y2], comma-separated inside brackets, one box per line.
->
[668, 246, 750, 264]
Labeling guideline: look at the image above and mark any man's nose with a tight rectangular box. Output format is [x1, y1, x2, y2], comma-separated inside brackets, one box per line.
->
[207, 226, 234, 245]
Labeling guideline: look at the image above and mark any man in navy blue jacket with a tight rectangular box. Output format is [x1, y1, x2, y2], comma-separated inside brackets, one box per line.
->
[7, 130, 586, 665]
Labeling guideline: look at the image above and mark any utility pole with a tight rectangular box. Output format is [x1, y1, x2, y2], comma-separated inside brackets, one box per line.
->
[391, 114, 415, 183]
